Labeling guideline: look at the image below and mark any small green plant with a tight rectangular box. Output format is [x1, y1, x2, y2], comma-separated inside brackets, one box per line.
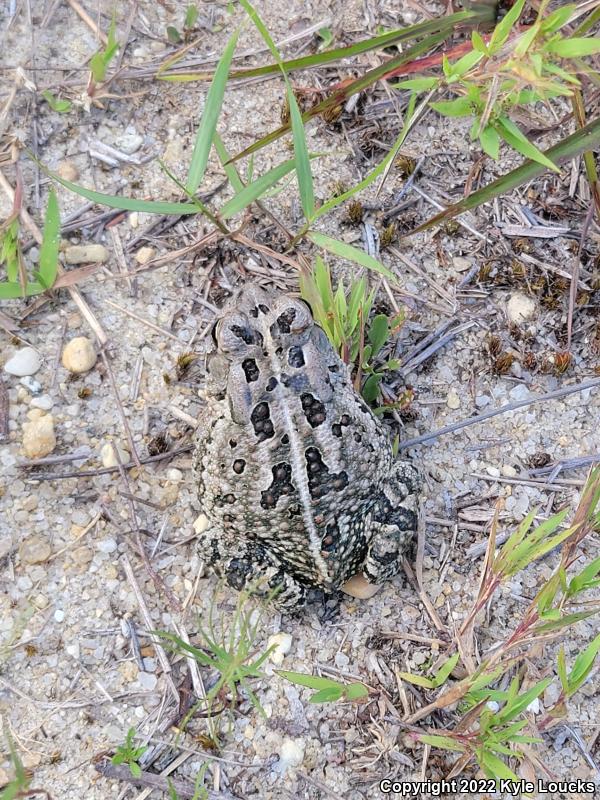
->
[0, 189, 60, 299]
[41, 90, 72, 114]
[167, 763, 209, 800]
[0, 726, 52, 799]
[299, 257, 405, 405]
[396, 0, 600, 170]
[397, 466, 600, 781]
[110, 727, 148, 779]
[277, 670, 369, 703]
[89, 13, 119, 88]
[154, 585, 276, 735]
[167, 5, 200, 43]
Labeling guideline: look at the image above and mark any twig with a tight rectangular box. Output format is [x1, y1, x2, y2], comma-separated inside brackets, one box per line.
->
[122, 555, 179, 704]
[398, 377, 600, 450]
[67, 0, 108, 44]
[94, 758, 237, 799]
[99, 347, 141, 467]
[0, 378, 8, 442]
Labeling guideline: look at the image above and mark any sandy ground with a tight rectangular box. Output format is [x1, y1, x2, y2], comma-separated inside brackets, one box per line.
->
[0, 1, 599, 798]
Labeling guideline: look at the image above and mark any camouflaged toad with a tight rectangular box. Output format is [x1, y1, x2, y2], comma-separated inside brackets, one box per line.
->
[193, 284, 420, 609]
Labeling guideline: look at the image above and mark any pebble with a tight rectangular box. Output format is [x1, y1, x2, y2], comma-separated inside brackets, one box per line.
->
[100, 442, 130, 468]
[4, 347, 42, 376]
[97, 538, 118, 554]
[64, 244, 108, 265]
[475, 394, 491, 408]
[116, 129, 144, 154]
[19, 535, 51, 564]
[56, 161, 79, 181]
[193, 513, 210, 534]
[22, 410, 56, 458]
[502, 464, 518, 477]
[135, 246, 156, 264]
[31, 393, 54, 410]
[62, 336, 97, 373]
[341, 573, 381, 599]
[167, 468, 183, 482]
[138, 671, 158, 691]
[509, 383, 531, 403]
[20, 375, 42, 394]
[453, 256, 472, 272]
[486, 466, 500, 478]
[268, 633, 292, 665]
[278, 738, 305, 772]
[54, 609, 65, 623]
[446, 388, 460, 409]
[507, 292, 537, 324]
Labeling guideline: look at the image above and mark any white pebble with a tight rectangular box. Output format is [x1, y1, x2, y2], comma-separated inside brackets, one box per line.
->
[486, 466, 500, 478]
[31, 394, 54, 411]
[507, 292, 537, 324]
[100, 442, 130, 468]
[267, 632, 292, 665]
[20, 376, 42, 394]
[193, 513, 210, 534]
[97, 538, 118, 554]
[167, 468, 183, 482]
[446, 388, 460, 410]
[62, 337, 97, 373]
[4, 347, 42, 377]
[54, 609, 65, 622]
[278, 738, 305, 772]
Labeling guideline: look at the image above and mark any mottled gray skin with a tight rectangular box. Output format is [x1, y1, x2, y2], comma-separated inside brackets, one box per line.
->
[193, 285, 420, 609]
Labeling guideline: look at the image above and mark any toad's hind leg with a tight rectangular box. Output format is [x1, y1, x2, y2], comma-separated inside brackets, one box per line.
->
[198, 530, 307, 610]
[362, 461, 420, 584]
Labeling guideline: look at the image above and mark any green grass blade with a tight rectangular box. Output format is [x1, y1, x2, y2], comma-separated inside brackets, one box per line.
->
[496, 116, 559, 172]
[186, 26, 241, 194]
[567, 633, 600, 693]
[277, 670, 341, 690]
[47, 170, 201, 215]
[239, 0, 314, 220]
[213, 131, 244, 193]
[405, 115, 600, 235]
[220, 158, 298, 219]
[158, 9, 491, 82]
[308, 231, 394, 279]
[36, 189, 60, 289]
[0, 281, 45, 299]
[227, 31, 447, 164]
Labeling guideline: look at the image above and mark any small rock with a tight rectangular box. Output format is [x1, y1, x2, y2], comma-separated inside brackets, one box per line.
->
[502, 464, 518, 477]
[507, 292, 537, 324]
[4, 347, 42, 377]
[135, 246, 156, 265]
[70, 545, 93, 571]
[486, 466, 500, 478]
[66, 643, 80, 659]
[22, 411, 56, 458]
[268, 632, 292, 665]
[116, 130, 144, 154]
[193, 513, 210, 534]
[62, 337, 97, 373]
[342, 574, 382, 599]
[446, 388, 460, 409]
[100, 442, 130, 468]
[20, 375, 42, 394]
[167, 468, 183, 482]
[509, 383, 531, 403]
[64, 244, 108, 265]
[54, 609, 65, 623]
[19, 535, 52, 565]
[56, 161, 79, 181]
[97, 537, 118, 554]
[453, 256, 472, 272]
[278, 738, 305, 772]
[138, 671, 158, 691]
[31, 393, 54, 411]
[475, 395, 491, 408]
